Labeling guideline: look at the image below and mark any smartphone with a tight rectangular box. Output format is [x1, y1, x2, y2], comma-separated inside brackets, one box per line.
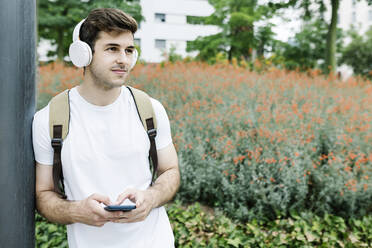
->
[104, 205, 136, 212]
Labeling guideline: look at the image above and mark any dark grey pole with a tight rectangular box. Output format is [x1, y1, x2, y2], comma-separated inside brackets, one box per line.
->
[0, 0, 36, 247]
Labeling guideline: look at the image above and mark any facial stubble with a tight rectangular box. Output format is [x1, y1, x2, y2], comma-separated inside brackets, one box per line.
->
[89, 62, 127, 91]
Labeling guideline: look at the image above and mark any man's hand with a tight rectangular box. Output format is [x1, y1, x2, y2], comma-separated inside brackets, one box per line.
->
[112, 188, 155, 223]
[75, 193, 122, 227]
[111, 144, 180, 224]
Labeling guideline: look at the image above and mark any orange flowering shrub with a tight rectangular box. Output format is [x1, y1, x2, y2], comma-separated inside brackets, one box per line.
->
[37, 62, 82, 109]
[37, 61, 372, 221]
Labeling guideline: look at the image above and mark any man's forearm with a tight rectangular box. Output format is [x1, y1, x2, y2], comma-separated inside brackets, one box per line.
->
[36, 190, 79, 225]
[147, 167, 180, 208]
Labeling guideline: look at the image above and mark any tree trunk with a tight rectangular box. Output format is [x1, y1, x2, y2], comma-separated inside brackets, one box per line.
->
[228, 46, 233, 62]
[57, 28, 64, 61]
[251, 49, 257, 63]
[325, 0, 339, 74]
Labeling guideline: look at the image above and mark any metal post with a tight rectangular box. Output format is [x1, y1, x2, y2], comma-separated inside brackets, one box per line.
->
[0, 0, 36, 247]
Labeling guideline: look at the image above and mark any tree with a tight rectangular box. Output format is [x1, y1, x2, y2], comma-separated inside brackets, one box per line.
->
[292, 0, 372, 73]
[255, 24, 276, 58]
[187, 0, 280, 63]
[38, 0, 143, 61]
[274, 19, 343, 71]
[340, 27, 372, 79]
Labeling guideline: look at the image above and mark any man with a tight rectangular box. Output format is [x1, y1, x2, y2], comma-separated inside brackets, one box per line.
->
[32, 8, 180, 248]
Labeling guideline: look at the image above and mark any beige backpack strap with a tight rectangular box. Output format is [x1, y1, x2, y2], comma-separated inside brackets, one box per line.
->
[126, 86, 157, 130]
[49, 89, 70, 199]
[126, 86, 158, 185]
[49, 89, 70, 140]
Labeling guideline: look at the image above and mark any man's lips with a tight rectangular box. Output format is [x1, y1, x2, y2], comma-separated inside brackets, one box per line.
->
[112, 69, 127, 75]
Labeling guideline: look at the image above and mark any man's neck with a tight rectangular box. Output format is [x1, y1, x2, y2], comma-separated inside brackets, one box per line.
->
[77, 79, 122, 106]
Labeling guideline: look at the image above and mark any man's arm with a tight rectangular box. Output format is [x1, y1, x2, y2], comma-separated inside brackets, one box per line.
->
[114, 143, 180, 223]
[147, 142, 180, 208]
[36, 162, 120, 226]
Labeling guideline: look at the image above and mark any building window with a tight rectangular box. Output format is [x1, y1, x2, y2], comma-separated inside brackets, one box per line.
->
[134, 38, 141, 47]
[352, 11, 356, 22]
[155, 39, 166, 49]
[352, 0, 356, 7]
[369, 10, 372, 21]
[155, 13, 166, 23]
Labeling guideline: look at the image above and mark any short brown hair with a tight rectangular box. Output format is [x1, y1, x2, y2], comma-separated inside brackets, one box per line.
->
[80, 8, 138, 52]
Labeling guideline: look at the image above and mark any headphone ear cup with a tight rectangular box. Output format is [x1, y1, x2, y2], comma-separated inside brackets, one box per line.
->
[130, 49, 138, 70]
[69, 40, 92, 68]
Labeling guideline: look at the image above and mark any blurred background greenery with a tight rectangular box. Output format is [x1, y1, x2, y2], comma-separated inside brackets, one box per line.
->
[38, 0, 372, 79]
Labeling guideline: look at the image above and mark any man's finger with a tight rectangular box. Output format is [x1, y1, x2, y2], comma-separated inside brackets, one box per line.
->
[136, 197, 145, 208]
[115, 189, 135, 205]
[113, 215, 142, 224]
[91, 193, 112, 206]
[95, 206, 118, 219]
[110, 207, 139, 222]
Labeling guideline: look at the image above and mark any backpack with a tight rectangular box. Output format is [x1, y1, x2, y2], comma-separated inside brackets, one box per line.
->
[49, 86, 158, 199]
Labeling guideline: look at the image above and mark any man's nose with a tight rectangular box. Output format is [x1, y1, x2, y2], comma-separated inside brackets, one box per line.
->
[116, 51, 130, 64]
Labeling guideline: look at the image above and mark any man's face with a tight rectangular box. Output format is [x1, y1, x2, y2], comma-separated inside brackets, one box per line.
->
[87, 30, 135, 90]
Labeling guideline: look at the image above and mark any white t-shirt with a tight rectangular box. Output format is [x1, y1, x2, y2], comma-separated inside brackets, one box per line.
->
[32, 86, 175, 248]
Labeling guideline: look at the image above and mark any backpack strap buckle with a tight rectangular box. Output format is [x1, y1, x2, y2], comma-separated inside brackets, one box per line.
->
[147, 128, 157, 138]
[51, 138, 63, 149]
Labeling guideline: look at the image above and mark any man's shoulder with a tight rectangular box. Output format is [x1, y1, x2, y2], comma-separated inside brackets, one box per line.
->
[149, 97, 168, 116]
[34, 88, 71, 121]
[33, 104, 49, 123]
[149, 97, 162, 108]
[125, 86, 166, 112]
[32, 104, 50, 142]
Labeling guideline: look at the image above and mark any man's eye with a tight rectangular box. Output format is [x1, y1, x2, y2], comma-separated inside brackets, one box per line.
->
[107, 47, 118, 51]
[126, 49, 134, 54]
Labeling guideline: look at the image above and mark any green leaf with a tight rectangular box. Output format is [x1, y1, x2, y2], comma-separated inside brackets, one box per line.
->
[227, 237, 242, 247]
[349, 233, 359, 244]
[305, 231, 318, 242]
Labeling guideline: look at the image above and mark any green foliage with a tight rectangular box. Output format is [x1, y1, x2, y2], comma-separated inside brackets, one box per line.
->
[186, 15, 205, 25]
[169, 202, 372, 247]
[187, 0, 277, 63]
[274, 19, 343, 72]
[291, 0, 372, 73]
[187, 33, 227, 64]
[340, 27, 372, 79]
[35, 203, 372, 247]
[38, 0, 143, 60]
[35, 212, 67, 248]
[255, 24, 276, 57]
[164, 45, 184, 63]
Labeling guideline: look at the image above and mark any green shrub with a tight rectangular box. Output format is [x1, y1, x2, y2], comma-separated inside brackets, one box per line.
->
[35, 212, 67, 248]
[168, 201, 372, 247]
[36, 202, 372, 247]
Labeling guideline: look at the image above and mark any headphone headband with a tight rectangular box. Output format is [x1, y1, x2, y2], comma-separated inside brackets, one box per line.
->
[73, 19, 86, 42]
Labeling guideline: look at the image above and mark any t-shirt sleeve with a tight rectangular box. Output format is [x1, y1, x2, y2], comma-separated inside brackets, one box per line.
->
[150, 98, 173, 150]
[32, 105, 54, 166]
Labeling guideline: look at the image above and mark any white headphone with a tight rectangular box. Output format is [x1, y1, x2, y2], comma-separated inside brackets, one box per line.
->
[69, 19, 138, 69]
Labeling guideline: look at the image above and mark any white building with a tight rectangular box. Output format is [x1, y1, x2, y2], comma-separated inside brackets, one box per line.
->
[337, 0, 372, 37]
[135, 0, 219, 62]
